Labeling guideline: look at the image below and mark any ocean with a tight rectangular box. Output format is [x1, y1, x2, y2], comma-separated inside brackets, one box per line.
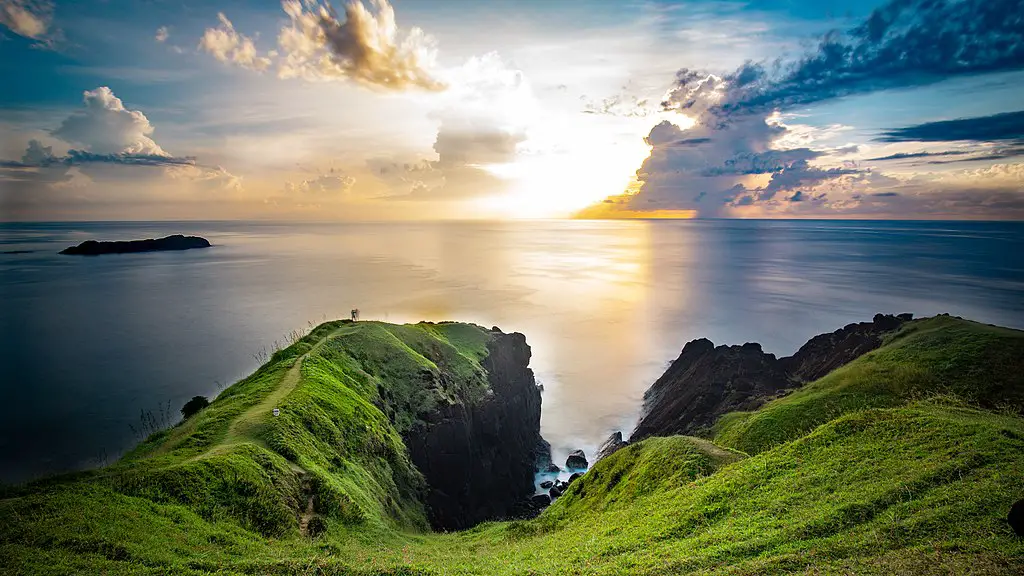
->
[1, 219, 1022, 484]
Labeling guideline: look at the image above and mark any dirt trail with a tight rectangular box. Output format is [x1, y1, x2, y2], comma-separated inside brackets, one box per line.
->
[192, 324, 350, 464]
[685, 436, 746, 464]
[298, 474, 316, 537]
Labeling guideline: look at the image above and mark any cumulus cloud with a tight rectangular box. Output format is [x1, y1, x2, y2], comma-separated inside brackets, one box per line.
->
[199, 1, 444, 91]
[606, 0, 1024, 218]
[199, 13, 272, 72]
[155, 26, 169, 43]
[276, 0, 443, 90]
[52, 87, 167, 155]
[711, 0, 1024, 117]
[1, 87, 243, 206]
[878, 110, 1024, 143]
[0, 0, 50, 40]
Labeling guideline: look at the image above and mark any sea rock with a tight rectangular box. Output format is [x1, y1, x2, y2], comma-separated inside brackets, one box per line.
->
[403, 331, 542, 531]
[531, 494, 551, 508]
[595, 431, 628, 462]
[549, 485, 562, 499]
[533, 437, 557, 473]
[567, 472, 582, 484]
[632, 314, 911, 441]
[539, 480, 554, 490]
[566, 449, 588, 470]
[1010, 499, 1024, 537]
[59, 234, 211, 256]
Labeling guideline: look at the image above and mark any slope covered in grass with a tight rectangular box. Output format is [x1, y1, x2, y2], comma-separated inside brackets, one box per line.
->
[2, 315, 1023, 575]
[712, 315, 1024, 455]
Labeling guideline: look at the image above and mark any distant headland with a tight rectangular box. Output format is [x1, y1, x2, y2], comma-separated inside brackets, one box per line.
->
[59, 234, 211, 256]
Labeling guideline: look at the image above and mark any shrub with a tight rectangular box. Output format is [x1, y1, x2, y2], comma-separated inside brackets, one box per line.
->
[180, 396, 210, 419]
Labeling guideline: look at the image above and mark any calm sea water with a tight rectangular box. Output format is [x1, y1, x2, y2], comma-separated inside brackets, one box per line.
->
[1, 220, 1022, 484]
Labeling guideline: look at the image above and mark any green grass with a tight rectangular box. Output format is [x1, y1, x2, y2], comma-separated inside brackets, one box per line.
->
[712, 315, 1024, 455]
[2, 316, 1023, 575]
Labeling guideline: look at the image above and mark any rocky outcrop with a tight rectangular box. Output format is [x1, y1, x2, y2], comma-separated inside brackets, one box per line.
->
[403, 331, 542, 531]
[565, 449, 588, 470]
[632, 314, 911, 441]
[780, 313, 911, 382]
[59, 234, 211, 255]
[595, 431, 629, 462]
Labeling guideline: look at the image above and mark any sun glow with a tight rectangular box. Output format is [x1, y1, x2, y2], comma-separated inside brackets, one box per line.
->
[469, 114, 672, 219]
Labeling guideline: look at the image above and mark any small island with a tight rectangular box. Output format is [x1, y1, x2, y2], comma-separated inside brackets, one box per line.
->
[59, 234, 211, 256]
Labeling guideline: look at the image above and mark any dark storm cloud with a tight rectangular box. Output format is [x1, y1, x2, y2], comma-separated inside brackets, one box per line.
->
[866, 150, 972, 161]
[761, 160, 855, 201]
[877, 110, 1024, 143]
[1, 141, 197, 169]
[62, 150, 196, 167]
[691, 0, 1024, 117]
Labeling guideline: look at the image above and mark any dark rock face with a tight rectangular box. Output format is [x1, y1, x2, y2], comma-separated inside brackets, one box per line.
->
[59, 234, 211, 256]
[403, 331, 542, 531]
[531, 494, 551, 508]
[632, 314, 911, 441]
[595, 431, 629, 462]
[1010, 499, 1024, 537]
[780, 313, 912, 383]
[539, 480, 553, 490]
[632, 339, 792, 440]
[565, 449, 588, 470]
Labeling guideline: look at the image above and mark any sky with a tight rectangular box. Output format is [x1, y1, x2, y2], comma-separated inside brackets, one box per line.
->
[1, 0, 1022, 221]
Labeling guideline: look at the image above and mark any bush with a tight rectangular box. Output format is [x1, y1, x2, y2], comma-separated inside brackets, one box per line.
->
[181, 396, 210, 419]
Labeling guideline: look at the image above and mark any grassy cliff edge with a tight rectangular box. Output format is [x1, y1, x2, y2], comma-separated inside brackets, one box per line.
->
[2, 316, 1023, 575]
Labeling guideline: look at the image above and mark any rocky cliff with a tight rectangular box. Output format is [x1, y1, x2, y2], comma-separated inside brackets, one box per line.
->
[630, 314, 911, 442]
[403, 330, 543, 530]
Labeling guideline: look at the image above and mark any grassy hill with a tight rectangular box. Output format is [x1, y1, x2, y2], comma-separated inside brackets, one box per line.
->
[2, 316, 1023, 575]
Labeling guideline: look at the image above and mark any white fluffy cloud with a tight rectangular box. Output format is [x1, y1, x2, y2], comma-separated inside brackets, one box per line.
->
[155, 26, 169, 43]
[199, 1, 443, 91]
[0, 0, 49, 40]
[52, 87, 167, 155]
[277, 0, 443, 90]
[199, 13, 272, 72]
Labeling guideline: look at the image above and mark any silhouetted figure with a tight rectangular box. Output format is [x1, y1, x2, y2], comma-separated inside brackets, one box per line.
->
[351, 308, 360, 322]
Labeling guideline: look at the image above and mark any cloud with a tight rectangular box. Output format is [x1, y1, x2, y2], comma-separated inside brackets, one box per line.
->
[710, 0, 1024, 117]
[1, 87, 241, 204]
[432, 121, 525, 167]
[199, 13, 272, 72]
[155, 26, 169, 43]
[62, 150, 195, 167]
[878, 110, 1024, 143]
[761, 160, 855, 201]
[600, 0, 1024, 219]
[866, 150, 972, 161]
[199, 1, 446, 91]
[52, 87, 167, 155]
[0, 0, 50, 40]
[166, 164, 243, 193]
[276, 0, 444, 90]
[9, 140, 197, 169]
[284, 169, 355, 195]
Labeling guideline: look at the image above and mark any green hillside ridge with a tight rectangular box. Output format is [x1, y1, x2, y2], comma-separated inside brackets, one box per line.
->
[3, 316, 1024, 575]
